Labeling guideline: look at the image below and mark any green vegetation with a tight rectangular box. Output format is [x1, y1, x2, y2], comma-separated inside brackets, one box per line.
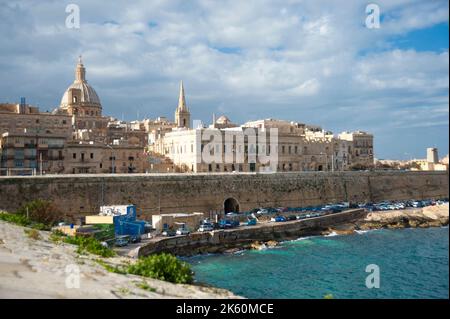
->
[135, 281, 157, 292]
[0, 212, 31, 227]
[24, 228, 41, 240]
[95, 259, 126, 274]
[92, 224, 115, 241]
[126, 253, 194, 284]
[49, 229, 65, 243]
[64, 236, 116, 258]
[323, 293, 334, 299]
[16, 199, 61, 228]
[0, 199, 61, 231]
[95, 253, 194, 285]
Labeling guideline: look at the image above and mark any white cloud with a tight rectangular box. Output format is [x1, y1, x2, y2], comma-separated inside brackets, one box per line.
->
[0, 0, 448, 158]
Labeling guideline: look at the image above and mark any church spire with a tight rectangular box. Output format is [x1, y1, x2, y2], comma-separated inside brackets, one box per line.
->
[175, 80, 190, 128]
[177, 80, 188, 112]
[75, 55, 86, 82]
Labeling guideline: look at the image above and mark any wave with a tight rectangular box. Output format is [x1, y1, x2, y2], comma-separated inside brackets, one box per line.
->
[291, 235, 317, 242]
[325, 231, 338, 237]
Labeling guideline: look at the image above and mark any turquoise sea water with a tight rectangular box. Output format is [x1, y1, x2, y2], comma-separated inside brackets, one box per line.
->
[187, 227, 449, 299]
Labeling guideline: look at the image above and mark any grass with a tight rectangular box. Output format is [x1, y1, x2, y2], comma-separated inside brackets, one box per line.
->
[24, 228, 41, 240]
[64, 236, 116, 258]
[49, 229, 65, 243]
[0, 212, 32, 227]
[135, 281, 157, 292]
[95, 259, 127, 274]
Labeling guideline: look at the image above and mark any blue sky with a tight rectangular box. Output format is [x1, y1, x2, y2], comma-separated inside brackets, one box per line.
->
[0, 0, 448, 160]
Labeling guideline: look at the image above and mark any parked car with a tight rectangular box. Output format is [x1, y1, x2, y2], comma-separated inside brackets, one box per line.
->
[128, 235, 141, 243]
[412, 201, 423, 208]
[162, 229, 176, 236]
[219, 219, 240, 229]
[257, 208, 269, 215]
[198, 223, 214, 232]
[272, 216, 286, 222]
[246, 218, 257, 226]
[176, 228, 190, 235]
[287, 215, 297, 221]
[115, 235, 129, 247]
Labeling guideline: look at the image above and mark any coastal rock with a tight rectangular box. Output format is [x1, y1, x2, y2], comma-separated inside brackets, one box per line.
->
[0, 221, 241, 299]
[359, 203, 449, 230]
[266, 240, 278, 248]
[250, 241, 265, 250]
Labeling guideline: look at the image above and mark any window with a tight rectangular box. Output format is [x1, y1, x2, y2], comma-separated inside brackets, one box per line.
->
[90, 153, 94, 159]
[14, 160, 24, 167]
[73, 153, 76, 159]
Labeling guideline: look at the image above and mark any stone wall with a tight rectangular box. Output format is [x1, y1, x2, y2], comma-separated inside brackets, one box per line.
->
[136, 208, 368, 256]
[0, 171, 447, 221]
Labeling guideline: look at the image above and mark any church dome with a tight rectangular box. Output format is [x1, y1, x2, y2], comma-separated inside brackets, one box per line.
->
[216, 115, 231, 124]
[60, 82, 101, 107]
[60, 56, 101, 108]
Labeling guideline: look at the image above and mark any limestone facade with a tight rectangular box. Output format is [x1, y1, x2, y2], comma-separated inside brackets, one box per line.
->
[150, 117, 374, 173]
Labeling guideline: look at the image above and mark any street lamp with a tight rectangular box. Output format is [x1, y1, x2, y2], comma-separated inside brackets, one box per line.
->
[106, 145, 115, 173]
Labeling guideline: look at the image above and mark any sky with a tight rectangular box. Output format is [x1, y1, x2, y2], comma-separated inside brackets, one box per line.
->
[0, 0, 448, 160]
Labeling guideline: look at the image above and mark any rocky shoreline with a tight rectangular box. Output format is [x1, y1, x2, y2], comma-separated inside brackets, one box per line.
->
[323, 203, 449, 236]
[248, 204, 449, 249]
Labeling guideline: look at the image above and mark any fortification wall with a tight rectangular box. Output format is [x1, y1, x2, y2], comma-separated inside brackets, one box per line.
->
[136, 208, 368, 256]
[0, 171, 447, 221]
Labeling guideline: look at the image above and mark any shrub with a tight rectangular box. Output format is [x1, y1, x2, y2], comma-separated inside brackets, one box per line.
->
[49, 229, 65, 243]
[126, 253, 194, 284]
[24, 228, 41, 240]
[64, 236, 115, 258]
[16, 200, 61, 228]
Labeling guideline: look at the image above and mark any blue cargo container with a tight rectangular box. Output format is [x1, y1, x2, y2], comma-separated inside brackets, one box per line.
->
[111, 205, 145, 238]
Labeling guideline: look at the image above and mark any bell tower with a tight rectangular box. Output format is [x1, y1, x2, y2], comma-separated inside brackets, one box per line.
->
[175, 81, 190, 128]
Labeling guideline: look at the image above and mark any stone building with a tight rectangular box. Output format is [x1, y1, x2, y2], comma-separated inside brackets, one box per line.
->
[338, 131, 374, 167]
[150, 112, 373, 173]
[0, 130, 66, 175]
[0, 101, 73, 138]
[0, 57, 154, 175]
